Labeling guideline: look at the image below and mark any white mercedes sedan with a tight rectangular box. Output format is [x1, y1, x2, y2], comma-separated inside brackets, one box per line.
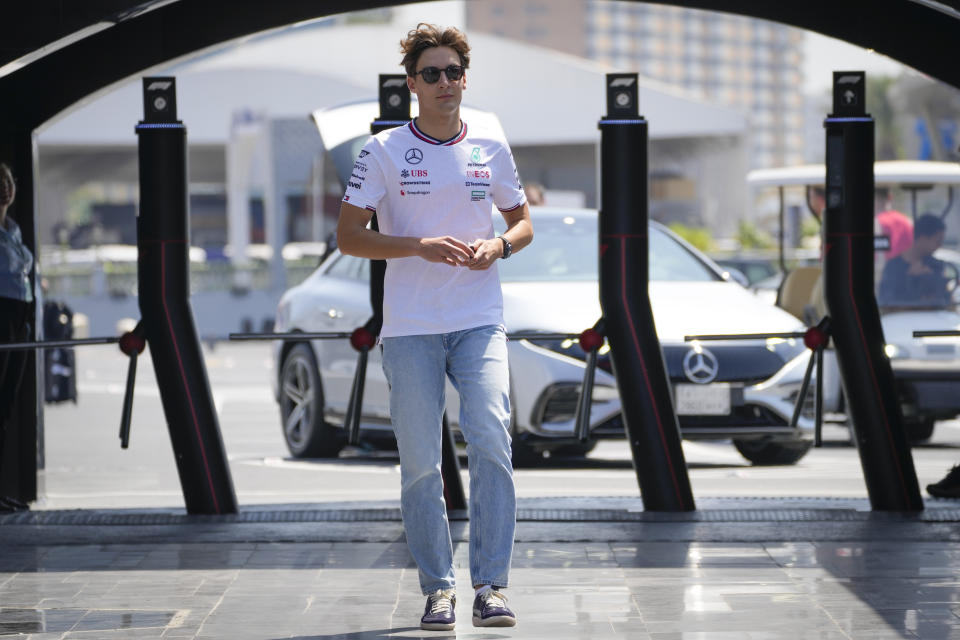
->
[272, 208, 816, 465]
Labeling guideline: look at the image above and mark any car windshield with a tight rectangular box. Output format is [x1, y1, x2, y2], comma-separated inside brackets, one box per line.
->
[495, 211, 720, 283]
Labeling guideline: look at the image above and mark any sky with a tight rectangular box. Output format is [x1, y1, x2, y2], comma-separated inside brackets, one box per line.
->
[802, 31, 909, 95]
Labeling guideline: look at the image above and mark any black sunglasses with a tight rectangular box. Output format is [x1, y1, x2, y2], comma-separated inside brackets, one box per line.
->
[412, 64, 464, 84]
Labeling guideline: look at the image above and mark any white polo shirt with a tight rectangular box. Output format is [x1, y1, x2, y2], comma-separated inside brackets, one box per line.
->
[342, 119, 526, 338]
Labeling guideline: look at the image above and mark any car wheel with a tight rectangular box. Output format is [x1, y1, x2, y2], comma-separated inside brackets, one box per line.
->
[279, 343, 344, 458]
[733, 436, 813, 466]
[905, 418, 935, 444]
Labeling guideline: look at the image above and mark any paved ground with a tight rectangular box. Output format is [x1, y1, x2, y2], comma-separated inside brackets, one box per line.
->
[3, 508, 960, 639]
[2, 342, 958, 639]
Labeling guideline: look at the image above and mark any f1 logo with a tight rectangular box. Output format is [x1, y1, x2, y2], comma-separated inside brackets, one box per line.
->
[606, 73, 639, 118]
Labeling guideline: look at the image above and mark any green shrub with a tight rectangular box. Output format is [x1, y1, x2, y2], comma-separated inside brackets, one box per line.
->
[668, 223, 713, 252]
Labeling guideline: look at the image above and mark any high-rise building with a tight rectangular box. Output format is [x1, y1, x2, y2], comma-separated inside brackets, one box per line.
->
[467, 0, 805, 169]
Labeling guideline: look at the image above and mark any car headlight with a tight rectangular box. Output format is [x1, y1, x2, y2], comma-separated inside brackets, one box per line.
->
[885, 343, 907, 359]
[524, 335, 612, 370]
[526, 336, 583, 357]
[764, 336, 806, 363]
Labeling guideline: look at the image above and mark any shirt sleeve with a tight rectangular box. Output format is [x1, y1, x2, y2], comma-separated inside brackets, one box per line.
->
[342, 138, 386, 213]
[491, 141, 526, 213]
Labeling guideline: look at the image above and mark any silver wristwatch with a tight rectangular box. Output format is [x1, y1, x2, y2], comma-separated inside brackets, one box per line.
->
[499, 236, 513, 259]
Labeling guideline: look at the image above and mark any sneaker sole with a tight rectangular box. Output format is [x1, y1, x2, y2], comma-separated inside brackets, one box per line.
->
[472, 614, 517, 627]
[421, 622, 456, 631]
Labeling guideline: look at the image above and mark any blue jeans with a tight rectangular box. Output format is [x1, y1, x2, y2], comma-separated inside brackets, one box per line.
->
[381, 324, 515, 594]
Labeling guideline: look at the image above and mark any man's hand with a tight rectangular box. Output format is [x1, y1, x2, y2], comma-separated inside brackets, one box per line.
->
[467, 238, 503, 270]
[418, 236, 475, 266]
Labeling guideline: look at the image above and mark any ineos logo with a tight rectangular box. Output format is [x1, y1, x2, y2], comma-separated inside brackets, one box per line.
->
[682, 348, 719, 384]
[404, 148, 423, 164]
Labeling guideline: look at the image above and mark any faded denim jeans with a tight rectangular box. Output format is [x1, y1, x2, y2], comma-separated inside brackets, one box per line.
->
[381, 324, 515, 594]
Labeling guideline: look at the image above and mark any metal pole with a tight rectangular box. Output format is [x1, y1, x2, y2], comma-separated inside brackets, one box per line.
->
[779, 186, 787, 273]
[822, 71, 922, 511]
[814, 347, 824, 447]
[598, 73, 695, 511]
[345, 347, 369, 446]
[119, 351, 138, 449]
[136, 77, 237, 514]
[0, 336, 120, 351]
[573, 348, 598, 442]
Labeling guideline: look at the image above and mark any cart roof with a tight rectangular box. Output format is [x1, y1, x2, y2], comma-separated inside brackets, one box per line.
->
[747, 161, 960, 188]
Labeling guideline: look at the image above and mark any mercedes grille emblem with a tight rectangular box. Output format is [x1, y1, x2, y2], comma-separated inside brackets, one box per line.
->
[404, 148, 423, 164]
[682, 347, 719, 384]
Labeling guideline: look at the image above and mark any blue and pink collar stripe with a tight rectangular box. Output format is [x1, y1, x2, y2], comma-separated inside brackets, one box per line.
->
[409, 119, 467, 146]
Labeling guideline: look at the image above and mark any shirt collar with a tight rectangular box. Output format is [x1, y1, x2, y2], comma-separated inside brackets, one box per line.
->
[409, 119, 467, 146]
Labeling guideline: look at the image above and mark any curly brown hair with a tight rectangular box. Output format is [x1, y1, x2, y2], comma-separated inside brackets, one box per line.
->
[400, 23, 470, 77]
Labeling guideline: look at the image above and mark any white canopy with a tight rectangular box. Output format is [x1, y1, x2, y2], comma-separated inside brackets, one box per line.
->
[747, 161, 960, 188]
[39, 24, 746, 146]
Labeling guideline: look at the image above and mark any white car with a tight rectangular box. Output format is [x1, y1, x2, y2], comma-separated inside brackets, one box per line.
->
[271, 208, 816, 465]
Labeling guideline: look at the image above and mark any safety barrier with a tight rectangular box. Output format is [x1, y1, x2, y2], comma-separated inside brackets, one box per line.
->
[0, 328, 145, 449]
[913, 330, 960, 338]
[228, 319, 607, 447]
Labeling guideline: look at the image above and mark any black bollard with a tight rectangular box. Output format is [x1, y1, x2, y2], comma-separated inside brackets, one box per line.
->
[366, 74, 411, 337]
[598, 74, 695, 511]
[822, 71, 922, 511]
[136, 77, 237, 515]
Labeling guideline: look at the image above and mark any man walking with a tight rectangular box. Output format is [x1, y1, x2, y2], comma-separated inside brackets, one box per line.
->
[337, 23, 533, 630]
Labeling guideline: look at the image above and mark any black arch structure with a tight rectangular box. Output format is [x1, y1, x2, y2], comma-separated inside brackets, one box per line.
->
[1, 0, 958, 504]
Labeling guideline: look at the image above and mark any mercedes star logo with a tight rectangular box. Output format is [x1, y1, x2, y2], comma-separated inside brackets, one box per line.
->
[682, 347, 719, 384]
[404, 148, 423, 164]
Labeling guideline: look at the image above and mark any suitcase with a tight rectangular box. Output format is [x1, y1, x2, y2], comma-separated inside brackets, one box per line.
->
[43, 301, 77, 403]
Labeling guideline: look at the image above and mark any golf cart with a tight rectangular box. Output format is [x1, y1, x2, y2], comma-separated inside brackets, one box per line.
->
[747, 160, 960, 442]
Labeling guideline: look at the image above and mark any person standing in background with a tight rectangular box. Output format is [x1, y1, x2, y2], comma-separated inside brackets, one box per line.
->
[0, 162, 34, 512]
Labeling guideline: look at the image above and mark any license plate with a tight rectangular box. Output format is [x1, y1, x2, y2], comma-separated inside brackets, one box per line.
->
[674, 383, 732, 416]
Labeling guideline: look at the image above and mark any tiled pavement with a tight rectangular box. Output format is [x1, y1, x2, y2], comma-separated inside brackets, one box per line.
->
[2, 499, 960, 639]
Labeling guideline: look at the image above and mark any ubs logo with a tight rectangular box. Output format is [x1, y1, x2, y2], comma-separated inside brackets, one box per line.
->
[404, 148, 423, 164]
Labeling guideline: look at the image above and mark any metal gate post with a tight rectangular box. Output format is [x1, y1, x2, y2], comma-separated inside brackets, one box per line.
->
[822, 71, 922, 511]
[136, 77, 237, 514]
[598, 74, 695, 511]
